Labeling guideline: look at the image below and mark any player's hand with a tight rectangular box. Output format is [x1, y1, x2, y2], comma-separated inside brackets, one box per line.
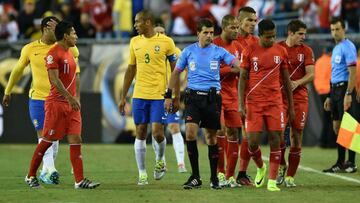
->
[68, 96, 81, 111]
[239, 105, 246, 122]
[344, 94, 352, 111]
[118, 99, 126, 115]
[164, 98, 173, 113]
[2, 94, 11, 107]
[324, 97, 331, 111]
[47, 19, 58, 32]
[290, 80, 299, 91]
[171, 97, 180, 113]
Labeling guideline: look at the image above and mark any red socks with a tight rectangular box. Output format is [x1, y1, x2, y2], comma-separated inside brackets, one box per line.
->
[287, 147, 301, 177]
[280, 140, 286, 166]
[269, 148, 281, 180]
[225, 139, 239, 179]
[70, 144, 84, 183]
[249, 147, 263, 168]
[28, 140, 52, 177]
[217, 136, 227, 173]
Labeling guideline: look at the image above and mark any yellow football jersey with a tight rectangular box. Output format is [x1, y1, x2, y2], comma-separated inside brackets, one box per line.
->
[5, 40, 80, 100]
[129, 33, 177, 100]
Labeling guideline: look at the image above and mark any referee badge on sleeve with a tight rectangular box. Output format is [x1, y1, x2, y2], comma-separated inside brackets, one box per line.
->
[189, 61, 196, 71]
[210, 60, 218, 70]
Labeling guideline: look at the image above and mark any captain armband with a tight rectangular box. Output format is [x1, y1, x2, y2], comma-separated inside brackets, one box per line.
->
[167, 54, 177, 62]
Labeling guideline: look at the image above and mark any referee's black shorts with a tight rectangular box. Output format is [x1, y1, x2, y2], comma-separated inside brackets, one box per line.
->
[184, 89, 222, 130]
[330, 81, 360, 121]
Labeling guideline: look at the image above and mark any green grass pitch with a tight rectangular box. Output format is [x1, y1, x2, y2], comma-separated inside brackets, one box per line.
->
[0, 144, 359, 203]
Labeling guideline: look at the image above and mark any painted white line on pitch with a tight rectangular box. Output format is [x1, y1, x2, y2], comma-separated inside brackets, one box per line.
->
[262, 156, 360, 184]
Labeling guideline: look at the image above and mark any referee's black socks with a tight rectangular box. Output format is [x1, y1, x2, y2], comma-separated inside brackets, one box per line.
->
[208, 144, 219, 181]
[186, 140, 200, 178]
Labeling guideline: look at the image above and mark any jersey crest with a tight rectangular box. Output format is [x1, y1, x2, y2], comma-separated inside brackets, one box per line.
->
[297, 53, 304, 62]
[274, 56, 281, 64]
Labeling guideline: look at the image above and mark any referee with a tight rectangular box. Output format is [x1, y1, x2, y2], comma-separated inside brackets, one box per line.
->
[323, 17, 358, 173]
[164, 18, 241, 189]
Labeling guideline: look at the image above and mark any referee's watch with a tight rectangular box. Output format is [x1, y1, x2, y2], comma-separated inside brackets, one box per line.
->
[345, 91, 352, 95]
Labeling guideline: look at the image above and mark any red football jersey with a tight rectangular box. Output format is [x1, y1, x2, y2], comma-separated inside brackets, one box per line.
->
[278, 41, 315, 101]
[236, 34, 259, 48]
[213, 36, 243, 105]
[241, 42, 289, 104]
[45, 44, 77, 102]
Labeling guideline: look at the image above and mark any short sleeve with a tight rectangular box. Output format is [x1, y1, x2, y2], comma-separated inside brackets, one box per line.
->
[128, 38, 136, 65]
[344, 42, 357, 66]
[175, 48, 188, 72]
[304, 46, 315, 66]
[281, 47, 289, 70]
[166, 38, 177, 62]
[220, 47, 235, 66]
[45, 49, 59, 70]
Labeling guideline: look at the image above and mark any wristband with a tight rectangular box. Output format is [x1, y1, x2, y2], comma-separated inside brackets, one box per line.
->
[164, 88, 172, 99]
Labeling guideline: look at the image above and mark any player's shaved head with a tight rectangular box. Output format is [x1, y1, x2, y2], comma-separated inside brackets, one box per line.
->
[137, 10, 155, 25]
[41, 16, 60, 32]
[258, 19, 275, 36]
[221, 14, 236, 29]
[237, 6, 256, 21]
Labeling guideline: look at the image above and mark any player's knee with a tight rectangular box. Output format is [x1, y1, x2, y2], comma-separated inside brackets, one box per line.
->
[205, 135, 217, 145]
[226, 128, 238, 141]
[168, 123, 180, 134]
[67, 135, 82, 144]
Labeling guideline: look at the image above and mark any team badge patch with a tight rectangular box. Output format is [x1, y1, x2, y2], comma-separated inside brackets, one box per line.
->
[48, 129, 55, 136]
[274, 56, 281, 64]
[189, 61, 196, 71]
[155, 45, 160, 53]
[33, 119, 38, 128]
[46, 55, 53, 64]
[297, 54, 304, 62]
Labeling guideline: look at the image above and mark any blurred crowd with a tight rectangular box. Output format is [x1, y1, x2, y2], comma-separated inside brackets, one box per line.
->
[0, 0, 359, 42]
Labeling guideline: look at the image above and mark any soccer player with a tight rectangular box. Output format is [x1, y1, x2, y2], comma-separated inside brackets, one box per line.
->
[276, 20, 315, 187]
[118, 10, 177, 185]
[152, 23, 187, 173]
[25, 21, 100, 189]
[238, 19, 294, 192]
[2, 16, 80, 185]
[323, 17, 358, 173]
[212, 14, 243, 187]
[165, 18, 241, 189]
[235, 6, 258, 186]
